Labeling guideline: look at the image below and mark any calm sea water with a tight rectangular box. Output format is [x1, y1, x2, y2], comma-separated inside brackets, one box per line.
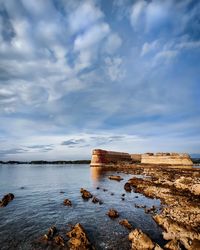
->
[0, 164, 164, 250]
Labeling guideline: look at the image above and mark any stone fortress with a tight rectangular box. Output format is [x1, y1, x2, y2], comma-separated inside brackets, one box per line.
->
[90, 149, 193, 167]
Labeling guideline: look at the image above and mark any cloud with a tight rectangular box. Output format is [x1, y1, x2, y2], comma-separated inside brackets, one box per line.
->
[104, 56, 125, 81]
[104, 33, 122, 54]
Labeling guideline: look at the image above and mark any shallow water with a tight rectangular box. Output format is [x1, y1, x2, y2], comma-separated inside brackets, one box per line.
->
[0, 164, 164, 249]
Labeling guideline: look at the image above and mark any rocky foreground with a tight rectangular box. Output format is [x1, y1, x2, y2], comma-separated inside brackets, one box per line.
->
[125, 166, 200, 249]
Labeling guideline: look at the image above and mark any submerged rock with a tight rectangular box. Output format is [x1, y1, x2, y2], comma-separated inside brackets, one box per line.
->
[0, 193, 15, 207]
[128, 228, 155, 250]
[80, 188, 93, 200]
[66, 223, 93, 250]
[107, 209, 119, 218]
[108, 175, 123, 181]
[63, 199, 72, 206]
[124, 182, 132, 192]
[119, 219, 132, 230]
[44, 226, 57, 240]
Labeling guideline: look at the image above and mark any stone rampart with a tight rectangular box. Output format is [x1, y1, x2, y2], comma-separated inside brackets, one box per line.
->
[90, 149, 132, 167]
[141, 153, 193, 166]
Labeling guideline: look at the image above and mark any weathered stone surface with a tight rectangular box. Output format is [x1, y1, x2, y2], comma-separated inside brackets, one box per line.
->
[164, 240, 181, 250]
[63, 199, 72, 206]
[119, 219, 132, 230]
[80, 188, 93, 200]
[0, 193, 15, 207]
[128, 229, 155, 250]
[66, 223, 93, 250]
[54, 235, 65, 247]
[107, 209, 119, 218]
[43, 226, 57, 240]
[108, 175, 123, 181]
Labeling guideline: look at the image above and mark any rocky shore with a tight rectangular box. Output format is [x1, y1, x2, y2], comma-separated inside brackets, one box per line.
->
[126, 166, 200, 249]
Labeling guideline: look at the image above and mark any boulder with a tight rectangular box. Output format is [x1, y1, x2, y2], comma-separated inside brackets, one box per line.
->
[66, 223, 93, 250]
[80, 188, 93, 200]
[107, 209, 119, 218]
[124, 182, 132, 192]
[44, 226, 57, 240]
[119, 219, 132, 230]
[108, 175, 123, 181]
[164, 240, 181, 250]
[63, 199, 72, 206]
[129, 229, 154, 250]
[0, 193, 15, 207]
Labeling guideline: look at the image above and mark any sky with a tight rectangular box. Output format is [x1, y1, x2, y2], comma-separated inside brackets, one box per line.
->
[0, 0, 200, 160]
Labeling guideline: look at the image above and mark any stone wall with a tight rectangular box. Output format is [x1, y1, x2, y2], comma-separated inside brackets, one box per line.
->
[90, 149, 132, 167]
[130, 154, 142, 162]
[141, 153, 193, 166]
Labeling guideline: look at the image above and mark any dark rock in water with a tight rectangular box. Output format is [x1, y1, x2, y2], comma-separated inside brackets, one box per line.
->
[108, 175, 123, 181]
[145, 205, 157, 214]
[92, 196, 99, 203]
[20, 186, 25, 190]
[66, 223, 94, 250]
[96, 187, 100, 190]
[121, 197, 125, 201]
[135, 196, 138, 198]
[54, 235, 65, 247]
[103, 188, 108, 192]
[110, 192, 114, 196]
[135, 204, 146, 209]
[44, 226, 57, 240]
[119, 219, 132, 230]
[0, 193, 15, 207]
[124, 182, 132, 192]
[121, 193, 125, 197]
[80, 188, 93, 200]
[60, 191, 65, 194]
[107, 209, 119, 218]
[63, 199, 72, 206]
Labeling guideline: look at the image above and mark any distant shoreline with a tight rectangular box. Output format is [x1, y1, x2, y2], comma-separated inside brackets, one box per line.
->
[0, 160, 91, 165]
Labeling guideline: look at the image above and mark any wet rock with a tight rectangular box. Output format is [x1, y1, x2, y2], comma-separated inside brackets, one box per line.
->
[92, 196, 103, 204]
[110, 192, 114, 196]
[119, 219, 132, 230]
[124, 182, 132, 192]
[103, 188, 108, 192]
[44, 226, 57, 240]
[66, 223, 93, 250]
[63, 199, 72, 206]
[80, 188, 93, 200]
[121, 193, 125, 197]
[20, 186, 25, 189]
[54, 235, 65, 247]
[108, 175, 123, 181]
[0, 193, 15, 207]
[135, 204, 146, 209]
[107, 209, 119, 218]
[129, 228, 155, 250]
[164, 240, 181, 250]
[121, 197, 125, 201]
[60, 191, 65, 194]
[154, 243, 163, 250]
[96, 187, 100, 190]
[145, 206, 157, 214]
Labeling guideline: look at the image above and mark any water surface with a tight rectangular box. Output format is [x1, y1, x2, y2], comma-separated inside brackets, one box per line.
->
[0, 164, 164, 249]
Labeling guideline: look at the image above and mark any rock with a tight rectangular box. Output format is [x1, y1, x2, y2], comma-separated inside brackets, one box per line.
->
[189, 239, 200, 250]
[80, 188, 93, 200]
[107, 209, 119, 218]
[154, 244, 163, 250]
[129, 229, 155, 250]
[63, 199, 72, 206]
[103, 188, 108, 192]
[44, 226, 57, 240]
[66, 223, 93, 250]
[145, 206, 157, 214]
[191, 184, 200, 196]
[121, 197, 125, 201]
[110, 192, 114, 196]
[54, 235, 65, 247]
[92, 196, 102, 204]
[96, 187, 100, 190]
[60, 191, 65, 194]
[135, 204, 146, 209]
[122, 193, 125, 197]
[164, 240, 181, 250]
[119, 219, 132, 230]
[0, 193, 15, 207]
[124, 182, 132, 192]
[108, 175, 123, 181]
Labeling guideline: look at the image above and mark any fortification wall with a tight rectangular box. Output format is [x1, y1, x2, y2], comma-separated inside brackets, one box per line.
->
[91, 149, 132, 167]
[141, 153, 193, 166]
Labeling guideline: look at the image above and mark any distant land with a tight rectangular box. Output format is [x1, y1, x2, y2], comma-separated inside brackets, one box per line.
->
[0, 160, 91, 165]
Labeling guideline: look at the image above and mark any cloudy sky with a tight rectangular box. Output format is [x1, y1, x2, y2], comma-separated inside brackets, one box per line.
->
[0, 0, 200, 160]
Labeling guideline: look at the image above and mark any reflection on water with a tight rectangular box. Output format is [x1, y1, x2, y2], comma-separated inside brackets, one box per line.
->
[0, 164, 164, 250]
[90, 167, 106, 182]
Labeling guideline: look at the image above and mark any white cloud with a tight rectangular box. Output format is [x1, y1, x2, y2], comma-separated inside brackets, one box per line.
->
[104, 33, 122, 54]
[68, 0, 103, 33]
[105, 56, 125, 81]
[74, 23, 110, 51]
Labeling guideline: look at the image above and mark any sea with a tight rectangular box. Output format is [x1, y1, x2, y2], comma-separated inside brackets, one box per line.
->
[0, 164, 165, 250]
